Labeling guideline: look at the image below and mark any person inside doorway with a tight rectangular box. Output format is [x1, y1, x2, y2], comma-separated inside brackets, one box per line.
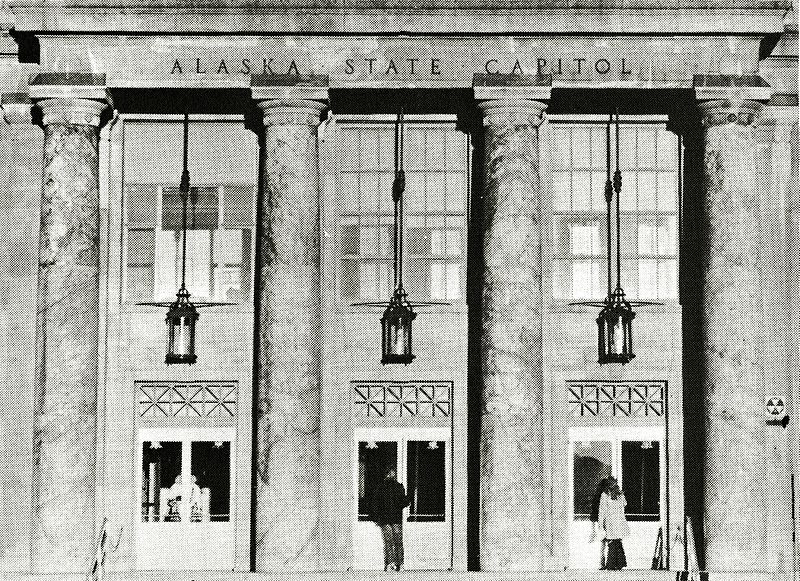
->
[165, 474, 203, 522]
[370, 467, 413, 571]
[598, 478, 630, 570]
[589, 476, 611, 568]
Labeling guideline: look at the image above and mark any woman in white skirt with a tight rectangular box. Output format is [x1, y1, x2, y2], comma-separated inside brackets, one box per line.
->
[598, 478, 630, 570]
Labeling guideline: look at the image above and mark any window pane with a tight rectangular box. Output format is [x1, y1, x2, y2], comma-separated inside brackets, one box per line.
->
[128, 229, 155, 266]
[404, 172, 425, 214]
[407, 441, 446, 522]
[427, 173, 446, 214]
[619, 127, 637, 170]
[638, 220, 658, 255]
[591, 172, 607, 212]
[191, 441, 231, 522]
[445, 131, 464, 171]
[222, 185, 254, 228]
[446, 263, 461, 300]
[659, 260, 678, 299]
[637, 128, 657, 168]
[573, 441, 612, 520]
[155, 230, 177, 300]
[658, 216, 678, 255]
[431, 262, 445, 300]
[185, 230, 211, 300]
[638, 259, 658, 299]
[446, 173, 466, 213]
[570, 223, 600, 256]
[445, 229, 461, 256]
[553, 216, 571, 256]
[572, 171, 592, 210]
[657, 172, 678, 212]
[341, 258, 359, 300]
[214, 230, 243, 265]
[128, 266, 154, 303]
[361, 128, 380, 169]
[551, 127, 571, 169]
[638, 172, 658, 211]
[126, 184, 158, 224]
[358, 441, 398, 521]
[573, 261, 600, 299]
[359, 262, 379, 299]
[658, 131, 678, 168]
[590, 126, 606, 170]
[572, 130, 591, 169]
[142, 441, 182, 523]
[621, 440, 660, 521]
[359, 174, 380, 213]
[340, 173, 360, 213]
[341, 223, 359, 256]
[552, 172, 572, 212]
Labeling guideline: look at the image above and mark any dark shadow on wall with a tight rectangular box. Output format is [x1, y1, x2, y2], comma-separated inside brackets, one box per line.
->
[672, 104, 707, 571]
[462, 105, 484, 572]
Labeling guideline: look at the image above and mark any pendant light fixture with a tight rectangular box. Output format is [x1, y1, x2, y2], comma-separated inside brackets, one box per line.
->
[139, 113, 233, 365]
[353, 108, 448, 365]
[572, 110, 660, 365]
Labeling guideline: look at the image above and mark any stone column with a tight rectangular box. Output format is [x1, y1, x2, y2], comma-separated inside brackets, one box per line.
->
[478, 98, 547, 571]
[30, 93, 109, 572]
[253, 97, 326, 571]
[698, 98, 769, 571]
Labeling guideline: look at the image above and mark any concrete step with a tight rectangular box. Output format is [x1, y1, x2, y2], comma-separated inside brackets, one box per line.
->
[1, 570, 681, 581]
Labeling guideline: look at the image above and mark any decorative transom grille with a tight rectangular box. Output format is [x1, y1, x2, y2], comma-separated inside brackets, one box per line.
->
[137, 381, 237, 418]
[353, 382, 452, 418]
[568, 381, 665, 417]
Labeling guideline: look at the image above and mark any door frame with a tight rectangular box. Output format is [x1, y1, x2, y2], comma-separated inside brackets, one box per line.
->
[135, 426, 236, 570]
[567, 425, 667, 569]
[352, 426, 454, 570]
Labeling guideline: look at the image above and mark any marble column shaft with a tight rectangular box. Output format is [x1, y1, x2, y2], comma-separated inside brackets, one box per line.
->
[479, 99, 547, 571]
[699, 99, 768, 571]
[31, 97, 107, 573]
[254, 99, 325, 571]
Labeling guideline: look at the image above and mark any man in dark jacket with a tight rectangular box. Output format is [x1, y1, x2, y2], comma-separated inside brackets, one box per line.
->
[370, 467, 412, 571]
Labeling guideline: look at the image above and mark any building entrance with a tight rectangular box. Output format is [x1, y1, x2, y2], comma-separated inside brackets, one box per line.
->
[568, 426, 665, 570]
[136, 427, 235, 570]
[353, 427, 452, 570]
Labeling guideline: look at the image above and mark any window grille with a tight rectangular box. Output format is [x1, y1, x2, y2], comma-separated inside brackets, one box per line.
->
[567, 381, 665, 417]
[550, 123, 679, 301]
[338, 122, 468, 303]
[123, 121, 257, 304]
[353, 381, 452, 418]
[137, 381, 237, 418]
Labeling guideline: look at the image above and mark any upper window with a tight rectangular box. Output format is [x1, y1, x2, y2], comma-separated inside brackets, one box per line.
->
[337, 121, 469, 303]
[550, 122, 679, 301]
[123, 121, 258, 304]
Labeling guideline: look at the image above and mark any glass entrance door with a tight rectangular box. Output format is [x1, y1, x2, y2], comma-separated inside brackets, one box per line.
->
[136, 427, 235, 570]
[353, 427, 451, 570]
[568, 426, 665, 570]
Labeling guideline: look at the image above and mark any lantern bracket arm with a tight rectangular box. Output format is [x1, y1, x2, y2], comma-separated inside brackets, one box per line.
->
[135, 301, 237, 308]
[351, 301, 452, 308]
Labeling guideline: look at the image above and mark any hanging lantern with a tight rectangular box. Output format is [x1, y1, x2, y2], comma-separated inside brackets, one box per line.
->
[353, 108, 448, 365]
[573, 110, 659, 365]
[139, 113, 233, 365]
[381, 289, 417, 365]
[165, 286, 199, 365]
[597, 288, 635, 364]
